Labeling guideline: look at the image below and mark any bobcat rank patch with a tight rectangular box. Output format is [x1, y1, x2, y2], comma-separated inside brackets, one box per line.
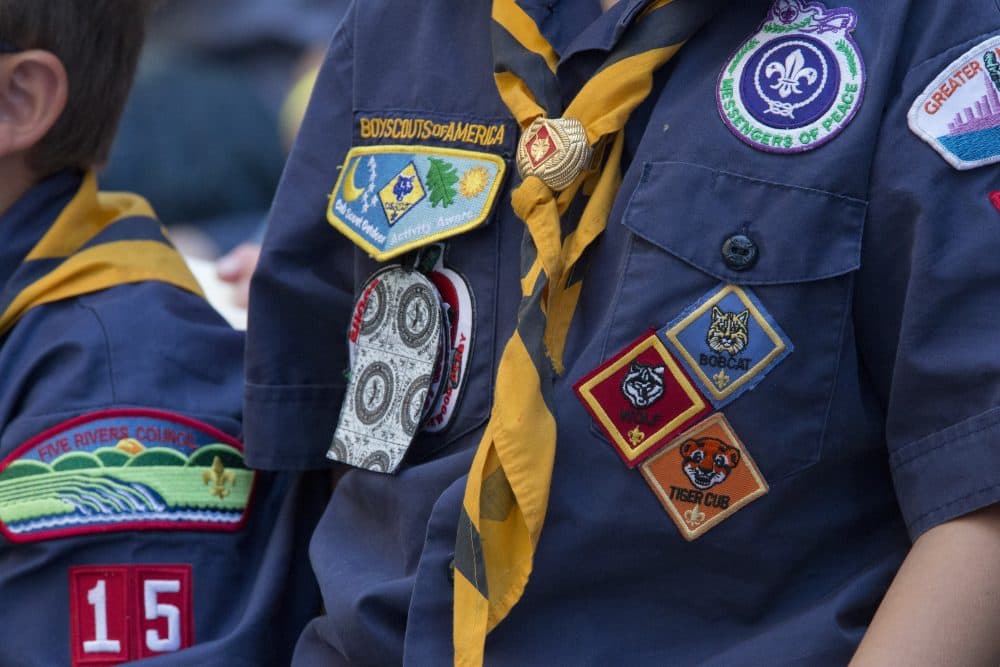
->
[717, 0, 865, 153]
[0, 410, 255, 543]
[574, 331, 711, 468]
[640, 413, 768, 541]
[328, 145, 506, 261]
[908, 35, 1000, 170]
[662, 285, 792, 408]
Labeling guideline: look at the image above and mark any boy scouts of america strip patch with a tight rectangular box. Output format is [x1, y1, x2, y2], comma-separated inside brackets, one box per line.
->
[0, 410, 255, 543]
[717, 0, 865, 153]
[908, 35, 1000, 170]
[661, 284, 793, 409]
[574, 331, 711, 468]
[327, 145, 506, 261]
[640, 413, 768, 541]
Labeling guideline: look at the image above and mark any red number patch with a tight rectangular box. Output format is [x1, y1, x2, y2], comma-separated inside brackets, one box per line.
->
[69, 565, 193, 666]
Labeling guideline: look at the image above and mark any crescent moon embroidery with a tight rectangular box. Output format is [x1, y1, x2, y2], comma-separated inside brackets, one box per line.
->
[342, 157, 366, 203]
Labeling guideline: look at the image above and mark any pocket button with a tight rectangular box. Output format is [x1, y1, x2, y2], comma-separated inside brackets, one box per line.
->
[721, 234, 758, 271]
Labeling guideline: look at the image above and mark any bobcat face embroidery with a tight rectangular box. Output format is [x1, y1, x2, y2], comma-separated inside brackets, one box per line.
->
[621, 362, 666, 409]
[706, 307, 750, 356]
[680, 437, 741, 490]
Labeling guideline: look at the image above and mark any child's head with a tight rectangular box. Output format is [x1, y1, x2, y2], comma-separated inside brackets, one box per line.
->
[0, 1, 154, 178]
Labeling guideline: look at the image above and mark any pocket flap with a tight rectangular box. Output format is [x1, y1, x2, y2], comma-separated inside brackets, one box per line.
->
[620, 161, 867, 285]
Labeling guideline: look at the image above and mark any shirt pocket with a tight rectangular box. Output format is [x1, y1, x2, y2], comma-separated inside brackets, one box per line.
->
[599, 160, 867, 481]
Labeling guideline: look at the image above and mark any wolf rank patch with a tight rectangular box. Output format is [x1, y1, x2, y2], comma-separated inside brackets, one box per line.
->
[574, 331, 711, 468]
[908, 36, 1000, 170]
[0, 410, 255, 543]
[331, 267, 445, 474]
[662, 285, 792, 408]
[717, 0, 864, 153]
[328, 145, 506, 261]
[640, 414, 768, 541]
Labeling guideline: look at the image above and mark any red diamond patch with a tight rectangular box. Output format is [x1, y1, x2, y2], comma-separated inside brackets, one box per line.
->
[574, 331, 711, 467]
[524, 124, 560, 168]
[990, 191, 1000, 213]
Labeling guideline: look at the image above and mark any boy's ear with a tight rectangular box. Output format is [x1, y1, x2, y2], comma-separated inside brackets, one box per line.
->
[0, 50, 68, 159]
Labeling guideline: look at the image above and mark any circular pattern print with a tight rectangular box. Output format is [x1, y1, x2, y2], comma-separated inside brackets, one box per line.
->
[396, 283, 437, 349]
[360, 279, 388, 337]
[354, 361, 395, 425]
[400, 374, 432, 437]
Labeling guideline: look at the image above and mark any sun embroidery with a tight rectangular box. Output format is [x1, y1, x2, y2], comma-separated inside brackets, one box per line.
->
[458, 167, 490, 198]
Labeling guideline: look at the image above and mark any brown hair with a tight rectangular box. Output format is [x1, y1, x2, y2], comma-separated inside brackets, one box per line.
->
[0, 1, 155, 174]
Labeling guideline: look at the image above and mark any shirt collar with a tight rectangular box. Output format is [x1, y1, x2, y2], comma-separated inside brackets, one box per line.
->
[0, 170, 83, 291]
[514, 0, 653, 60]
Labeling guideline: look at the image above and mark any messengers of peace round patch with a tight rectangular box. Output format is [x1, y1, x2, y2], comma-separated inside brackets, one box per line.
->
[717, 0, 865, 154]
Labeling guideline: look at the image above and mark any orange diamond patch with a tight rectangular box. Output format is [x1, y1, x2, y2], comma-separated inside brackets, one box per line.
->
[639, 413, 767, 541]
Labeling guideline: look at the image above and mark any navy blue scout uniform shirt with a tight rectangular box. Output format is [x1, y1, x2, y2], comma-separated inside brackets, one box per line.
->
[246, 1, 1000, 664]
[0, 171, 319, 666]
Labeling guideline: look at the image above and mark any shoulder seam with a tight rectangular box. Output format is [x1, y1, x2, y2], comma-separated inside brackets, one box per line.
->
[75, 300, 118, 403]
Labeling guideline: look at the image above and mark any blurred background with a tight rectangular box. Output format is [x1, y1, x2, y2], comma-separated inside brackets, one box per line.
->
[101, 0, 349, 325]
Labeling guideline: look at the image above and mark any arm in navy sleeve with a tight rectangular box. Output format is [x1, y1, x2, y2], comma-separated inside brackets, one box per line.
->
[244, 5, 358, 470]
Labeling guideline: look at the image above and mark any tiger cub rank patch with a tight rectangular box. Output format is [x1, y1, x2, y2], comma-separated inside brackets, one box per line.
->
[662, 285, 792, 408]
[908, 35, 1000, 170]
[640, 413, 768, 541]
[328, 145, 506, 261]
[717, 0, 864, 154]
[0, 410, 255, 543]
[574, 331, 711, 467]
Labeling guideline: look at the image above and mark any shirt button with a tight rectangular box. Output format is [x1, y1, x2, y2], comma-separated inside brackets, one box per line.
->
[721, 234, 758, 271]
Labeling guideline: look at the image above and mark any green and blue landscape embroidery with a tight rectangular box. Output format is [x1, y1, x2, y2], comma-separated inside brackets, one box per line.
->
[0, 410, 254, 542]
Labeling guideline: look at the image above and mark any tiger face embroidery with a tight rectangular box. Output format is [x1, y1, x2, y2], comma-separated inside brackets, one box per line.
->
[706, 307, 750, 356]
[680, 437, 741, 490]
[621, 362, 666, 409]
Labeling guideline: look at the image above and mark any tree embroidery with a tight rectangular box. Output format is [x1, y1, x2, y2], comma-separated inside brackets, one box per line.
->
[426, 157, 460, 208]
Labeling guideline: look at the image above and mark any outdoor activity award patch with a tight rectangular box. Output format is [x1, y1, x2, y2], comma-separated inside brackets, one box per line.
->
[640, 413, 768, 541]
[717, 0, 865, 153]
[908, 36, 1000, 170]
[331, 266, 445, 473]
[0, 410, 255, 543]
[574, 331, 711, 467]
[662, 285, 792, 408]
[328, 145, 506, 261]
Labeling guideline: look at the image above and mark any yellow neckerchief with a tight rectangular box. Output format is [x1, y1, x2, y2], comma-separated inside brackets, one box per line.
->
[0, 172, 204, 336]
[454, 1, 719, 663]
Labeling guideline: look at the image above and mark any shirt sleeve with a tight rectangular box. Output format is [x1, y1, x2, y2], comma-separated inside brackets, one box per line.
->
[856, 12, 1000, 538]
[244, 6, 357, 471]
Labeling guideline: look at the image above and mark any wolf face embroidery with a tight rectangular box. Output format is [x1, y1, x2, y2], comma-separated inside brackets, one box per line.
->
[621, 362, 666, 409]
[706, 307, 750, 356]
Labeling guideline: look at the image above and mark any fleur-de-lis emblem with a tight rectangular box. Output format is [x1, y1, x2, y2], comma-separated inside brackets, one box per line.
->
[713, 369, 731, 390]
[203, 456, 236, 499]
[684, 504, 706, 528]
[765, 49, 818, 98]
[628, 426, 646, 447]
